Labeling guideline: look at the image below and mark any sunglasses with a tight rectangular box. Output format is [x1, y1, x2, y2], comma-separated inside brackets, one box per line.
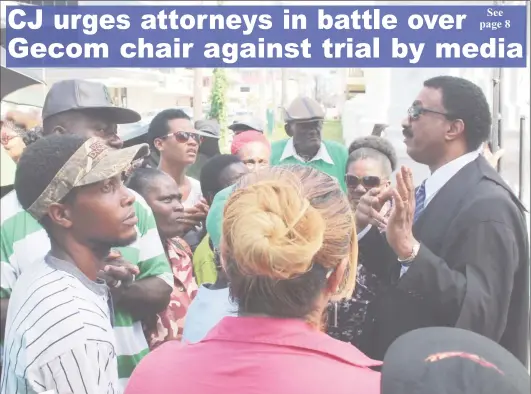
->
[345, 175, 381, 189]
[163, 131, 203, 144]
[408, 105, 454, 121]
[1, 120, 27, 145]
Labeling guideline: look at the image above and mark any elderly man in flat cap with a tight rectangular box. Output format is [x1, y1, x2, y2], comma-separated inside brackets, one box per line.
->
[270, 97, 348, 191]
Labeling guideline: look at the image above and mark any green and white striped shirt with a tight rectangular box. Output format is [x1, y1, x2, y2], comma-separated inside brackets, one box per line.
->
[0, 189, 173, 392]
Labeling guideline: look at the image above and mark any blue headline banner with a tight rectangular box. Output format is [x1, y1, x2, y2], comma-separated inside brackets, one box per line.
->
[4, 5, 528, 68]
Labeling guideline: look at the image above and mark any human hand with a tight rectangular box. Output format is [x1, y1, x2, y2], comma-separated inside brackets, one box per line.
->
[99, 250, 139, 289]
[385, 167, 418, 259]
[178, 199, 210, 233]
[354, 186, 394, 232]
[183, 199, 209, 221]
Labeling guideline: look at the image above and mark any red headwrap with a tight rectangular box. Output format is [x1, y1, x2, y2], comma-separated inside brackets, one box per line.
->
[230, 130, 270, 155]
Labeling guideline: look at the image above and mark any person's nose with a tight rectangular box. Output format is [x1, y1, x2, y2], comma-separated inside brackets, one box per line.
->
[173, 201, 184, 212]
[401, 117, 411, 129]
[246, 162, 257, 172]
[354, 183, 367, 193]
[121, 186, 136, 206]
[106, 135, 124, 149]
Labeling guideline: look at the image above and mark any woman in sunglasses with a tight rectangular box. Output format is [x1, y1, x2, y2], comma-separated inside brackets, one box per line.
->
[1, 110, 42, 163]
[327, 135, 397, 353]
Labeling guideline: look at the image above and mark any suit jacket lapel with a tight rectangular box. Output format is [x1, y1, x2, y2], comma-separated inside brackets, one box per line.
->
[413, 158, 482, 249]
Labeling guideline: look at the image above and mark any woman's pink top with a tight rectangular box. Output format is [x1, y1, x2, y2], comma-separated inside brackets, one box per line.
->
[126, 316, 382, 394]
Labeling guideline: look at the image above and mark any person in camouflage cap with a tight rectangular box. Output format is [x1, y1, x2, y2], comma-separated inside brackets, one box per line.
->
[2, 134, 149, 393]
[24, 137, 149, 222]
[0, 80, 175, 390]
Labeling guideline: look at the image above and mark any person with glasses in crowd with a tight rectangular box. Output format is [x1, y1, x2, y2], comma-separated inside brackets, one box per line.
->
[147, 109, 208, 210]
[147, 109, 211, 251]
[355, 76, 529, 366]
[328, 135, 397, 354]
[230, 129, 271, 172]
[126, 165, 381, 394]
[1, 134, 148, 394]
[0, 110, 41, 163]
[269, 97, 348, 191]
[0, 80, 174, 390]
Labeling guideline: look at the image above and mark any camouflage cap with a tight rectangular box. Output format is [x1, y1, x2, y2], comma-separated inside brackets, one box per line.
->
[27, 137, 149, 221]
[283, 97, 325, 123]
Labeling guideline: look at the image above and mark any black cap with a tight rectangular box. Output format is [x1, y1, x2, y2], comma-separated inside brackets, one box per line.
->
[42, 80, 140, 124]
[381, 327, 530, 394]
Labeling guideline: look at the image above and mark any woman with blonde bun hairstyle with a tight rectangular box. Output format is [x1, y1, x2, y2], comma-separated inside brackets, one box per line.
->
[126, 165, 382, 394]
[222, 165, 358, 325]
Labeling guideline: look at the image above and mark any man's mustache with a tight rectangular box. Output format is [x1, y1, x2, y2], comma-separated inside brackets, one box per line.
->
[402, 127, 413, 138]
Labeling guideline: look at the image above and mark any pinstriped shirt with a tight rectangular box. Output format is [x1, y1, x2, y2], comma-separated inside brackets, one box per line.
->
[0, 255, 118, 394]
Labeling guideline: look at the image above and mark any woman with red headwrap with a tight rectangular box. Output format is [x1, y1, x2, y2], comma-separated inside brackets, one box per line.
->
[230, 130, 271, 172]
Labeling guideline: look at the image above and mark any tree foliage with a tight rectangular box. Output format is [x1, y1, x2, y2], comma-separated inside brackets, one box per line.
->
[208, 68, 228, 149]
[208, 68, 228, 123]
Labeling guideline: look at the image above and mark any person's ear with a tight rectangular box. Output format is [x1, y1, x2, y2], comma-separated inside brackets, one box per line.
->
[154, 137, 164, 152]
[445, 119, 465, 142]
[326, 258, 348, 295]
[52, 125, 67, 135]
[284, 123, 293, 137]
[47, 202, 74, 229]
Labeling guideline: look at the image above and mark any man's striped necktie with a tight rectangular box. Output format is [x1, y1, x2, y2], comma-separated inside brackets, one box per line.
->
[400, 181, 427, 277]
[413, 180, 427, 223]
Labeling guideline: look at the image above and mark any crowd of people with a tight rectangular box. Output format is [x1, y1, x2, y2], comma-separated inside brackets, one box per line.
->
[0, 75, 529, 394]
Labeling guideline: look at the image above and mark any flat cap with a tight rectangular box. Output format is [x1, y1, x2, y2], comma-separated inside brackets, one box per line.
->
[283, 97, 325, 123]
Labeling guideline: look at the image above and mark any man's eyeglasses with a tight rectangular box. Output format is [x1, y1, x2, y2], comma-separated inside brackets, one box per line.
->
[408, 105, 453, 121]
[163, 131, 203, 144]
[345, 175, 381, 189]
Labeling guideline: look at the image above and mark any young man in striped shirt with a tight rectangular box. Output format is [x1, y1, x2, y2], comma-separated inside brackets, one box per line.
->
[0, 80, 173, 391]
[1, 134, 149, 393]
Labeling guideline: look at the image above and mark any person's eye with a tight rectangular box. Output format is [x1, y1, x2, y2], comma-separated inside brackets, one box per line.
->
[101, 180, 115, 193]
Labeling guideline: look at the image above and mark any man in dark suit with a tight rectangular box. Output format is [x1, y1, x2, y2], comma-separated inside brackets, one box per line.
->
[355, 76, 529, 366]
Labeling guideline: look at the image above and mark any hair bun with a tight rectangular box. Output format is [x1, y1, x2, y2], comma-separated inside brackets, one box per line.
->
[223, 177, 326, 280]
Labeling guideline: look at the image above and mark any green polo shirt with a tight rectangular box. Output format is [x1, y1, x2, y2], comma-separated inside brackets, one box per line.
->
[270, 138, 348, 191]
